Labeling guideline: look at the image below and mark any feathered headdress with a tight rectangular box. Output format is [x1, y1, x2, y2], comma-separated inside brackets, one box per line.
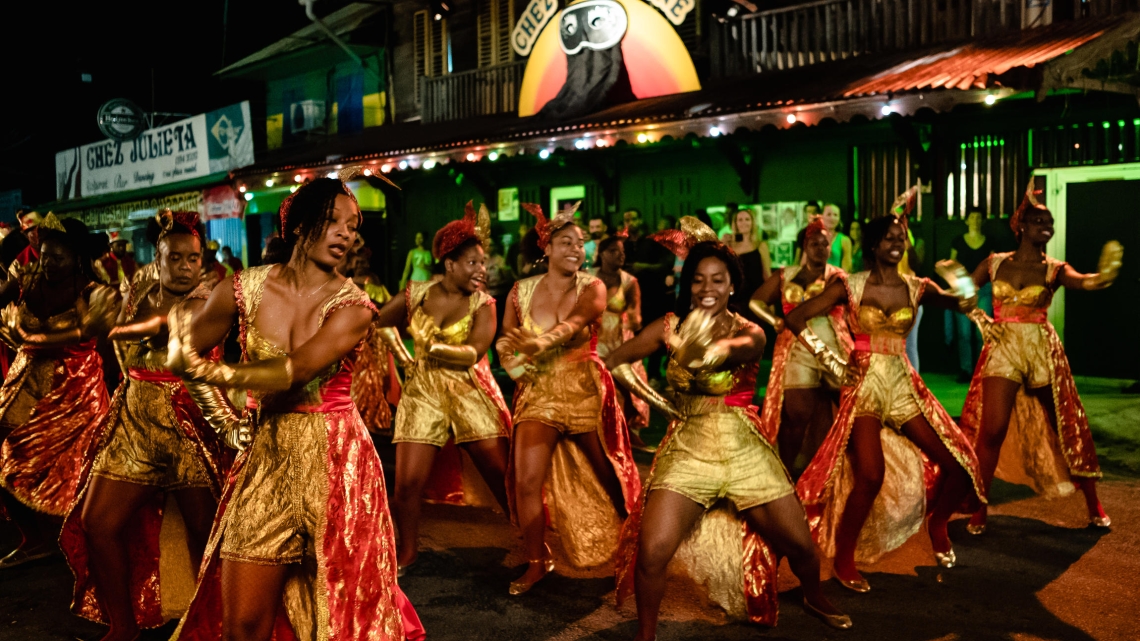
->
[525, 201, 580, 250]
[1011, 178, 1046, 235]
[803, 217, 827, 240]
[39, 212, 67, 233]
[434, 200, 492, 259]
[887, 184, 919, 234]
[155, 209, 201, 240]
[648, 216, 720, 260]
[278, 170, 374, 232]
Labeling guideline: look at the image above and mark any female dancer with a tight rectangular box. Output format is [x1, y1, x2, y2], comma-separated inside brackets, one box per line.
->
[378, 201, 512, 571]
[166, 177, 418, 641]
[350, 250, 402, 435]
[399, 231, 434, 291]
[787, 209, 984, 591]
[589, 233, 650, 442]
[61, 211, 227, 641]
[608, 218, 850, 637]
[497, 203, 640, 595]
[750, 219, 851, 472]
[0, 215, 114, 567]
[959, 187, 1120, 533]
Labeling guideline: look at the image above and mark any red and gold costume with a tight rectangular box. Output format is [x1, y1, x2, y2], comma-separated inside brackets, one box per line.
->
[759, 264, 852, 445]
[173, 266, 411, 641]
[589, 267, 649, 430]
[0, 271, 109, 517]
[959, 253, 1100, 496]
[796, 272, 984, 563]
[616, 312, 793, 624]
[60, 264, 227, 628]
[505, 271, 641, 567]
[95, 253, 139, 287]
[352, 281, 401, 435]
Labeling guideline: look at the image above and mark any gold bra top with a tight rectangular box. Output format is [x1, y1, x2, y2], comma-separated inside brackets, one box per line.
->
[857, 305, 914, 337]
[18, 303, 80, 333]
[411, 305, 471, 346]
[992, 281, 1051, 309]
[783, 279, 827, 306]
[605, 285, 627, 314]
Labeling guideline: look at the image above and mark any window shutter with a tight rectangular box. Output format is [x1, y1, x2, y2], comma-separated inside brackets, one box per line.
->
[476, 0, 515, 68]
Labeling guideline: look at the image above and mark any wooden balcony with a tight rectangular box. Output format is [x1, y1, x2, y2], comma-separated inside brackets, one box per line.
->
[421, 61, 526, 123]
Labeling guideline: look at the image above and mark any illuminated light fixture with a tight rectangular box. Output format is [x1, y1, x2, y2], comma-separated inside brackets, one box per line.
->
[488, 151, 500, 161]
[243, 192, 254, 202]
[466, 152, 477, 161]
[265, 179, 275, 187]
[423, 159, 437, 170]
[238, 184, 246, 193]
[398, 160, 409, 170]
[880, 104, 892, 116]
[362, 168, 372, 176]
[984, 94, 997, 106]
[786, 114, 797, 124]
[326, 171, 337, 179]
[574, 139, 590, 149]
[636, 133, 649, 143]
[381, 164, 393, 173]
[708, 126, 723, 137]
[294, 174, 303, 183]
[595, 139, 608, 147]
[538, 149, 552, 160]
[290, 185, 298, 193]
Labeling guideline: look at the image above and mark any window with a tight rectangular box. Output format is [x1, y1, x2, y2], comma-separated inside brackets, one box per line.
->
[413, 10, 450, 105]
[477, 0, 516, 68]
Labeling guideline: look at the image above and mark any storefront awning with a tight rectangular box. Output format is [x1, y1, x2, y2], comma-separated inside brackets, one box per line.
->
[43, 171, 242, 231]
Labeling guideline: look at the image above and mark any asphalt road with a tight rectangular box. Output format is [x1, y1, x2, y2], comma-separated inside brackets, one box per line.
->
[0, 466, 1136, 641]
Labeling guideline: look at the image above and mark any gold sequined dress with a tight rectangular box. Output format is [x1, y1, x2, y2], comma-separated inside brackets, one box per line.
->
[0, 270, 109, 517]
[589, 268, 649, 430]
[173, 266, 414, 641]
[959, 253, 1101, 497]
[61, 265, 227, 628]
[796, 272, 984, 564]
[616, 312, 794, 624]
[506, 272, 641, 568]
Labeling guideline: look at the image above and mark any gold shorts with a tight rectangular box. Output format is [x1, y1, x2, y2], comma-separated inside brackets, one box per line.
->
[393, 365, 508, 447]
[514, 347, 600, 435]
[651, 397, 793, 510]
[219, 412, 327, 564]
[852, 354, 923, 430]
[91, 379, 211, 490]
[981, 323, 1051, 389]
[784, 341, 844, 390]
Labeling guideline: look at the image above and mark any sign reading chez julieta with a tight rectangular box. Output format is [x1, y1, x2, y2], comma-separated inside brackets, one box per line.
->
[55, 101, 255, 201]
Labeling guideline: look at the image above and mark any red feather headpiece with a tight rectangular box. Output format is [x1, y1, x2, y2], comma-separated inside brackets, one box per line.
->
[1011, 178, 1046, 235]
[434, 200, 492, 259]
[887, 184, 919, 234]
[526, 201, 580, 250]
[277, 167, 391, 232]
[649, 216, 721, 260]
[803, 217, 826, 240]
[156, 209, 201, 240]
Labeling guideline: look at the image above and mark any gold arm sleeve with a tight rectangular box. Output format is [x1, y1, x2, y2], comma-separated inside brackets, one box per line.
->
[612, 363, 682, 422]
[183, 381, 253, 451]
[1083, 240, 1123, 290]
[167, 304, 294, 391]
[797, 327, 849, 382]
[377, 326, 413, 366]
[496, 336, 533, 382]
[531, 321, 576, 355]
[748, 299, 785, 332]
[20, 327, 82, 346]
[427, 343, 478, 368]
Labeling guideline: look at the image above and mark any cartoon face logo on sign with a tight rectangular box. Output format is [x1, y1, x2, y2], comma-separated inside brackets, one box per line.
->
[518, 0, 700, 119]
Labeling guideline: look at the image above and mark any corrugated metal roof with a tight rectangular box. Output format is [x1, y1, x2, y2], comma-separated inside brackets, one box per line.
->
[843, 16, 1135, 96]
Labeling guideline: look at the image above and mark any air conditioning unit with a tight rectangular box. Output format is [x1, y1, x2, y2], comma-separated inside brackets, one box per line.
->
[290, 100, 326, 134]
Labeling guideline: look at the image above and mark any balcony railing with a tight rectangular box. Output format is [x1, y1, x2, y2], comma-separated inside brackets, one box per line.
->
[421, 61, 527, 123]
[709, 0, 1140, 78]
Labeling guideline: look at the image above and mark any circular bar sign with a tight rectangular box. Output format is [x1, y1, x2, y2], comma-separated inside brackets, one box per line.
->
[97, 99, 148, 142]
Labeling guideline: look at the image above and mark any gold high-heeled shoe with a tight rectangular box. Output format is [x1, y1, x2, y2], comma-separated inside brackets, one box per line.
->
[836, 575, 870, 593]
[509, 558, 555, 596]
[1090, 515, 1112, 528]
[802, 598, 853, 630]
[934, 549, 957, 568]
[966, 523, 986, 535]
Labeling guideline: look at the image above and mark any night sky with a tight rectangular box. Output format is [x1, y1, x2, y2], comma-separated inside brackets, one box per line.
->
[1, 0, 359, 206]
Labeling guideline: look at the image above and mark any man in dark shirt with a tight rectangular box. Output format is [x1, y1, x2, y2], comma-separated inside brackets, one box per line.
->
[622, 208, 674, 382]
[794, 200, 823, 263]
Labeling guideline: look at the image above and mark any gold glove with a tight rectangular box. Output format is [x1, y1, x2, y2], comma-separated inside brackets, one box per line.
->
[427, 343, 478, 368]
[1083, 241, 1123, 290]
[377, 326, 413, 366]
[496, 336, 534, 382]
[408, 312, 437, 360]
[0, 305, 21, 350]
[797, 327, 849, 382]
[19, 326, 82, 346]
[83, 284, 122, 337]
[748, 299, 785, 333]
[934, 259, 977, 299]
[183, 381, 253, 451]
[108, 315, 165, 342]
[668, 309, 722, 371]
[529, 321, 576, 355]
[167, 304, 294, 391]
[967, 308, 1005, 344]
[612, 363, 682, 422]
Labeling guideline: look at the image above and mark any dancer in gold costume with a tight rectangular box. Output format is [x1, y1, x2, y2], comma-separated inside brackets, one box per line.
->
[608, 218, 850, 636]
[167, 177, 420, 641]
[588, 232, 650, 444]
[497, 203, 640, 595]
[0, 215, 114, 568]
[788, 203, 984, 593]
[378, 201, 512, 571]
[60, 211, 227, 641]
[749, 219, 851, 471]
[960, 184, 1121, 533]
[350, 250, 402, 434]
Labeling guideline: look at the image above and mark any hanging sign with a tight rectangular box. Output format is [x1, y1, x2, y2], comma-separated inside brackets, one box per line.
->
[511, 0, 560, 57]
[55, 101, 255, 201]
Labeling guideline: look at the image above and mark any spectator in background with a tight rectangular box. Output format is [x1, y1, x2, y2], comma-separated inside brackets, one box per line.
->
[848, 219, 864, 272]
[656, 215, 677, 233]
[220, 246, 244, 275]
[485, 236, 516, 328]
[94, 231, 138, 286]
[726, 207, 771, 295]
[945, 210, 994, 381]
[201, 239, 227, 288]
[506, 222, 530, 276]
[622, 208, 674, 382]
[518, 226, 546, 277]
[821, 203, 853, 271]
[399, 231, 434, 291]
[261, 235, 289, 264]
[793, 201, 823, 263]
[717, 202, 740, 241]
[584, 215, 609, 267]
[13, 209, 42, 266]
